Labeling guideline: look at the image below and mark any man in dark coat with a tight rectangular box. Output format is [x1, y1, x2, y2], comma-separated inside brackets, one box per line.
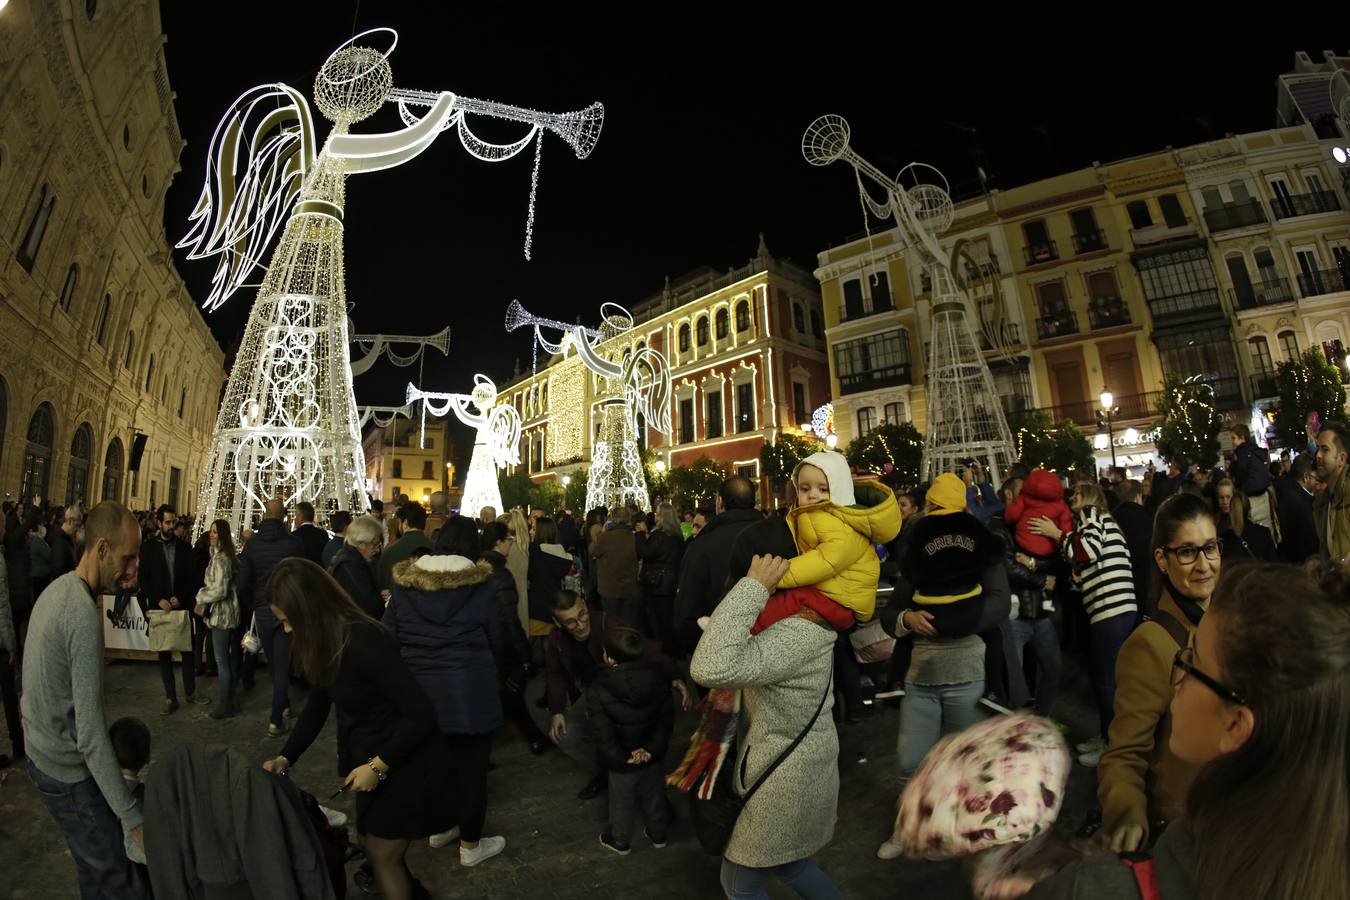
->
[2, 499, 41, 653]
[1111, 480, 1155, 617]
[48, 504, 82, 580]
[236, 498, 303, 733]
[1275, 454, 1319, 564]
[671, 476, 762, 657]
[138, 504, 204, 714]
[291, 501, 328, 566]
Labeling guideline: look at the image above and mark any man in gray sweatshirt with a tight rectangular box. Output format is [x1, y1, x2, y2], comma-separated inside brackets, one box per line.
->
[22, 501, 150, 899]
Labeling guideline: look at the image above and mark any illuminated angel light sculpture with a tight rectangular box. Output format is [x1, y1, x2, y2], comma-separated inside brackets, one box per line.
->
[179, 28, 603, 539]
[802, 114, 1016, 482]
[406, 376, 521, 516]
[505, 300, 672, 512]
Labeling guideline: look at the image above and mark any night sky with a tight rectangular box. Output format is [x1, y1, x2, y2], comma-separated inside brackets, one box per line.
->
[157, 6, 1326, 472]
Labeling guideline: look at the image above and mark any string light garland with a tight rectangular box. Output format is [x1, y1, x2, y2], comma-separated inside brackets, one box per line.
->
[179, 28, 603, 540]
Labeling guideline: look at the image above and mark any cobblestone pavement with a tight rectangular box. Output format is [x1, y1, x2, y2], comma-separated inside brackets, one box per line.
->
[0, 655, 1102, 899]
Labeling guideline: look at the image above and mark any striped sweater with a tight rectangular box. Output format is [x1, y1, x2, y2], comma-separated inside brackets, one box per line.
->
[1063, 506, 1137, 624]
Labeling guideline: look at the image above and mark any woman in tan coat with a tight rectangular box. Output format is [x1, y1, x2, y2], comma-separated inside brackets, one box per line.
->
[1097, 492, 1220, 851]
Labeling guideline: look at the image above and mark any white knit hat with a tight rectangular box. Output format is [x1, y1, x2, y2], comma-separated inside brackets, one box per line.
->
[792, 451, 856, 507]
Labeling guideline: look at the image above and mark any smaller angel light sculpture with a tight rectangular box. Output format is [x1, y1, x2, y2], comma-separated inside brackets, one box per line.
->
[406, 375, 521, 516]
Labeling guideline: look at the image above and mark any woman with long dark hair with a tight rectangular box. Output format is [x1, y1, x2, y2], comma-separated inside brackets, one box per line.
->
[194, 519, 240, 719]
[480, 520, 549, 754]
[1097, 492, 1218, 851]
[1014, 561, 1349, 900]
[1213, 477, 1277, 564]
[527, 516, 573, 636]
[261, 559, 448, 900]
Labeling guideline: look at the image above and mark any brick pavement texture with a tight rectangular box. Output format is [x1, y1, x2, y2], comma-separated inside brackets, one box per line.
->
[0, 659, 1101, 899]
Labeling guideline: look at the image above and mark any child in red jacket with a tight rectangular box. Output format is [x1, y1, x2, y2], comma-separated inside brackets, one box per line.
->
[1004, 468, 1073, 558]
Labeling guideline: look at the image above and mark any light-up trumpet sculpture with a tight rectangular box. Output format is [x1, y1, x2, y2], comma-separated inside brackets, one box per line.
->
[179, 28, 602, 539]
[802, 114, 1016, 482]
[349, 325, 451, 377]
[406, 377, 521, 517]
[506, 300, 671, 512]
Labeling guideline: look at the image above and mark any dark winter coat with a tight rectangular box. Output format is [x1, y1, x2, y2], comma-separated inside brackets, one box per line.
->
[636, 527, 684, 596]
[673, 508, 763, 652]
[527, 542, 574, 622]
[328, 544, 383, 620]
[2, 504, 40, 611]
[1231, 440, 1271, 496]
[384, 558, 504, 735]
[586, 658, 676, 770]
[236, 518, 304, 610]
[1111, 500, 1155, 617]
[1218, 520, 1278, 564]
[1274, 474, 1318, 563]
[137, 534, 200, 614]
[592, 524, 640, 602]
[481, 550, 531, 668]
[294, 522, 329, 567]
[47, 527, 78, 580]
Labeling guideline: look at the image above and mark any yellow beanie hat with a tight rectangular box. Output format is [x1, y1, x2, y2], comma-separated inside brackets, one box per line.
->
[926, 473, 967, 516]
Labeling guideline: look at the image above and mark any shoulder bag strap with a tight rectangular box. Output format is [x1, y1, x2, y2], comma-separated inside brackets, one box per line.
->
[1119, 853, 1161, 900]
[741, 673, 833, 805]
[1151, 609, 1189, 650]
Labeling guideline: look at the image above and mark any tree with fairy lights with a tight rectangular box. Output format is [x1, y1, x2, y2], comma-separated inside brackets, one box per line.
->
[666, 457, 728, 510]
[1273, 348, 1347, 449]
[845, 422, 924, 485]
[1155, 376, 1222, 470]
[761, 432, 817, 493]
[1008, 410, 1094, 479]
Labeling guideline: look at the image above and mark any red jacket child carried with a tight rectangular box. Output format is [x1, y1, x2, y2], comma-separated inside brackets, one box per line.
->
[1004, 468, 1073, 558]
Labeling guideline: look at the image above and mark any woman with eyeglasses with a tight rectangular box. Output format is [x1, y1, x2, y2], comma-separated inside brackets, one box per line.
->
[1003, 560, 1349, 900]
[1096, 492, 1218, 853]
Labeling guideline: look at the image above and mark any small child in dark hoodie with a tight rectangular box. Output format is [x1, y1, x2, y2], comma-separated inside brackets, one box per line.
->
[587, 624, 675, 856]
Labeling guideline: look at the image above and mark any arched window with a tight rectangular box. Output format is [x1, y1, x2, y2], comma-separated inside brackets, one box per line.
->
[102, 437, 124, 502]
[17, 184, 56, 272]
[735, 300, 751, 332]
[792, 302, 806, 333]
[145, 354, 155, 392]
[1278, 330, 1300, 361]
[696, 316, 709, 346]
[22, 403, 55, 502]
[124, 331, 135, 368]
[715, 308, 729, 339]
[810, 309, 823, 337]
[678, 323, 691, 352]
[58, 264, 78, 312]
[67, 423, 93, 506]
[178, 386, 187, 418]
[95, 294, 111, 345]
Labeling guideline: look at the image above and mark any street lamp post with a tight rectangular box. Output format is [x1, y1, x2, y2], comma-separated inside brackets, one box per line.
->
[1099, 390, 1117, 468]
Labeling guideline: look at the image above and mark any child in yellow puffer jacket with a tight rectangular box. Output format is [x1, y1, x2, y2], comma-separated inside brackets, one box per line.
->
[777, 450, 903, 623]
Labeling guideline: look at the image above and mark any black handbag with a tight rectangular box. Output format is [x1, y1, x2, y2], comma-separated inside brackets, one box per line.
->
[688, 675, 832, 856]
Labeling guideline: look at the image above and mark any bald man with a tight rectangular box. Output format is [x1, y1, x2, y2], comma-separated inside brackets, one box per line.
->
[236, 498, 303, 734]
[23, 502, 150, 898]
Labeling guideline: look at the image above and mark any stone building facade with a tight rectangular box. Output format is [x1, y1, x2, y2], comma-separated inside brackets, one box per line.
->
[0, 1, 224, 513]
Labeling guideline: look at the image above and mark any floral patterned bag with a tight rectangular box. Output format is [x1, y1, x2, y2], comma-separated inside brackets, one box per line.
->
[895, 713, 1070, 859]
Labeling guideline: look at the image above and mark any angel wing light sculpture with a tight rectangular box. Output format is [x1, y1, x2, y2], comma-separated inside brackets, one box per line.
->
[506, 300, 671, 512]
[181, 28, 602, 538]
[406, 376, 521, 517]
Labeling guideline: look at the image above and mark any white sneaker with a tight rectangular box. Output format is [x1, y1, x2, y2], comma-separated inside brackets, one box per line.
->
[428, 826, 461, 849]
[319, 805, 347, 829]
[877, 840, 904, 860]
[1078, 746, 1105, 767]
[1075, 736, 1106, 755]
[460, 835, 506, 867]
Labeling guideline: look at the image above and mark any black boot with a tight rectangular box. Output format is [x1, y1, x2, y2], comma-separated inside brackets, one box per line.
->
[577, 774, 607, 800]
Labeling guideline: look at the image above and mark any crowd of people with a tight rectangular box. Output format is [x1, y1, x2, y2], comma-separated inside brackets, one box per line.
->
[1, 419, 1347, 900]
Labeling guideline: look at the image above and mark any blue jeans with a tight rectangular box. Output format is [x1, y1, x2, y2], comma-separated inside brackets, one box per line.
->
[1009, 618, 1063, 717]
[28, 761, 151, 899]
[254, 606, 291, 726]
[897, 680, 986, 778]
[210, 627, 235, 703]
[1088, 613, 1134, 736]
[720, 857, 842, 900]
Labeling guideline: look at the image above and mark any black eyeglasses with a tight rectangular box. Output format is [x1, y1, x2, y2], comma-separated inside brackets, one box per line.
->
[1171, 647, 1246, 706]
[1163, 539, 1222, 564]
